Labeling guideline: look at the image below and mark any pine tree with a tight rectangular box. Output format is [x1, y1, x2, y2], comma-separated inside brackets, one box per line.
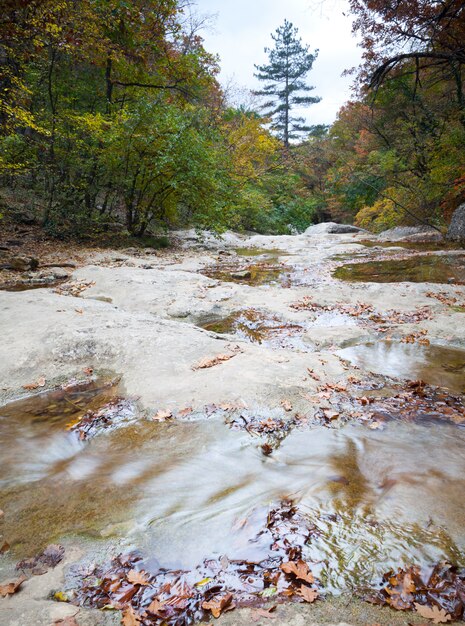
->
[254, 20, 320, 147]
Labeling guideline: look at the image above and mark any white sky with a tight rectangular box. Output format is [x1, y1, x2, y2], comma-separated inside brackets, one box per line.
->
[193, 0, 362, 125]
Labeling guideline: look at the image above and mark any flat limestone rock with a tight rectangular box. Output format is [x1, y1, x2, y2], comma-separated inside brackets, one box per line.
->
[304, 222, 365, 235]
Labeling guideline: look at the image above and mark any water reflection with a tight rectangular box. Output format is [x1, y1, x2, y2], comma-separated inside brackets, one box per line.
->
[337, 342, 465, 393]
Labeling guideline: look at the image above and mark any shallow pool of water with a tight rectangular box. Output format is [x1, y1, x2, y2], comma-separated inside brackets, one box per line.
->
[199, 309, 308, 350]
[338, 342, 465, 393]
[360, 240, 463, 252]
[201, 262, 314, 288]
[1, 393, 464, 592]
[333, 254, 465, 284]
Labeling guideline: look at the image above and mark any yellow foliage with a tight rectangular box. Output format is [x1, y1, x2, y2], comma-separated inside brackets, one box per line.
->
[355, 195, 404, 233]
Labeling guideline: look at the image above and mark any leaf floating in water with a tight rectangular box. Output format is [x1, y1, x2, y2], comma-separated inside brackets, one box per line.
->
[202, 592, 234, 618]
[152, 409, 173, 422]
[280, 560, 315, 585]
[126, 569, 150, 586]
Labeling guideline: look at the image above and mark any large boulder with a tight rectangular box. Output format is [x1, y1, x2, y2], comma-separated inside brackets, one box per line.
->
[447, 204, 465, 243]
[378, 225, 443, 242]
[304, 222, 365, 235]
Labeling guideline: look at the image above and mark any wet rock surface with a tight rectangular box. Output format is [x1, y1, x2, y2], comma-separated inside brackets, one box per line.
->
[1, 228, 465, 625]
[447, 203, 465, 243]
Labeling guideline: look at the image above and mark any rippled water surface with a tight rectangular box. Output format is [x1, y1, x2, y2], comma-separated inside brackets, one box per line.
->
[1, 388, 465, 591]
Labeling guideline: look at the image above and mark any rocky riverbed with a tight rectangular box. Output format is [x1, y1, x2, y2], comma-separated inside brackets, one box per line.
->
[1, 228, 465, 626]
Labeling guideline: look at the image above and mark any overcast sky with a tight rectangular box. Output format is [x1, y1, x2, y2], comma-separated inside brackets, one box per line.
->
[193, 0, 362, 126]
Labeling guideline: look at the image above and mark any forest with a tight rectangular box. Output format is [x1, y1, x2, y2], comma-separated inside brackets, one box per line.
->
[1, 0, 464, 239]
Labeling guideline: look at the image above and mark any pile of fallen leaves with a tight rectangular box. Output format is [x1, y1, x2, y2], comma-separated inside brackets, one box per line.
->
[362, 562, 465, 623]
[363, 380, 465, 426]
[290, 297, 435, 334]
[72, 501, 320, 625]
[54, 280, 95, 297]
[426, 291, 465, 308]
[400, 330, 431, 345]
[66, 398, 138, 439]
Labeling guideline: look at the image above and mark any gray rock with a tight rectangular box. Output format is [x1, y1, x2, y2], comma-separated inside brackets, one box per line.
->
[304, 222, 365, 235]
[230, 269, 251, 279]
[379, 225, 442, 242]
[446, 203, 465, 243]
[1, 255, 39, 271]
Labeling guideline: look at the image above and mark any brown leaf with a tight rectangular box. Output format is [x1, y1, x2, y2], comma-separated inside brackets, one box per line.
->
[0, 541, 10, 554]
[280, 560, 314, 584]
[0, 575, 27, 597]
[178, 407, 193, 417]
[23, 381, 39, 390]
[414, 603, 452, 624]
[251, 607, 277, 621]
[193, 353, 235, 370]
[281, 400, 292, 412]
[121, 606, 141, 626]
[299, 585, 318, 603]
[53, 617, 79, 626]
[148, 599, 165, 614]
[202, 592, 234, 618]
[152, 409, 172, 422]
[126, 569, 150, 586]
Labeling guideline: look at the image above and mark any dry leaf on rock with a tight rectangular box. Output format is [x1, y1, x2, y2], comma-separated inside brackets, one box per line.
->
[53, 617, 79, 626]
[121, 606, 141, 626]
[0, 575, 27, 597]
[251, 606, 277, 621]
[299, 585, 318, 603]
[193, 353, 235, 370]
[414, 603, 452, 624]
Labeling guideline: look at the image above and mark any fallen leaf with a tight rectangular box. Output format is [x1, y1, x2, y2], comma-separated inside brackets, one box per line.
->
[126, 569, 150, 586]
[202, 592, 234, 618]
[0, 541, 10, 554]
[193, 353, 236, 370]
[281, 400, 292, 412]
[414, 603, 452, 623]
[0, 575, 27, 597]
[299, 585, 318, 603]
[251, 606, 277, 621]
[280, 560, 314, 584]
[148, 599, 165, 614]
[178, 407, 193, 417]
[83, 367, 93, 376]
[194, 577, 212, 587]
[53, 617, 79, 626]
[152, 409, 172, 422]
[122, 606, 141, 626]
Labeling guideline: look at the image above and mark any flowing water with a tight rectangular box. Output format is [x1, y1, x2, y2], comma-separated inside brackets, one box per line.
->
[1, 388, 465, 593]
[338, 342, 465, 393]
[334, 254, 465, 284]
